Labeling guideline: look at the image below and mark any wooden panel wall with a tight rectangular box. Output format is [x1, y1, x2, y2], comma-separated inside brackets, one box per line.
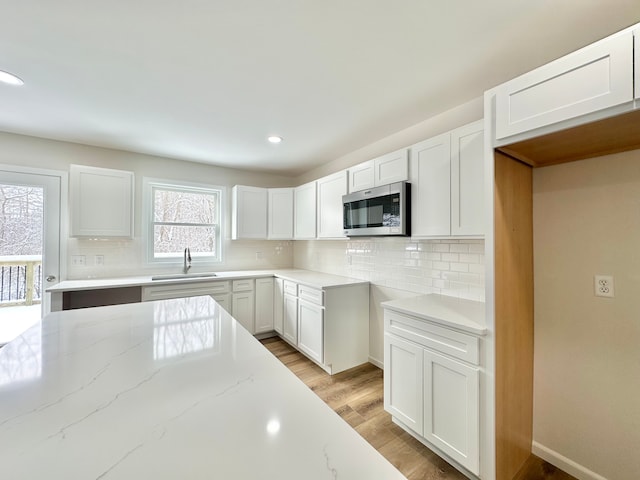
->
[494, 151, 534, 480]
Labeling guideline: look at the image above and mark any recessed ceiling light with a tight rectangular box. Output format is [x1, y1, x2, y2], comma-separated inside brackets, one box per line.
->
[0, 70, 24, 86]
[267, 136, 283, 144]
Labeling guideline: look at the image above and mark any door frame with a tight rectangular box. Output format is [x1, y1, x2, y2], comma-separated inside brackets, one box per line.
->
[0, 163, 68, 315]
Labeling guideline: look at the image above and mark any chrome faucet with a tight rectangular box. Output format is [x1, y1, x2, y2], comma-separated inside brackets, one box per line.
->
[183, 247, 192, 274]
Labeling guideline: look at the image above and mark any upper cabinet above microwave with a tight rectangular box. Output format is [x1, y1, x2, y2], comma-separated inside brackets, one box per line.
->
[347, 148, 408, 193]
[70, 164, 134, 238]
[494, 28, 635, 144]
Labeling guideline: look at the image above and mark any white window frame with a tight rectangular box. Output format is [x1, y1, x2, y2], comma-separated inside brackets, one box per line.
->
[142, 177, 225, 266]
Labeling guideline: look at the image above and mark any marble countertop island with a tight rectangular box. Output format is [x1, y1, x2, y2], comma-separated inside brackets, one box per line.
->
[0, 296, 405, 479]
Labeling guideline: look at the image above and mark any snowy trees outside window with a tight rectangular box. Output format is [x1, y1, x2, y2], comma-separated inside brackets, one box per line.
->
[149, 182, 222, 262]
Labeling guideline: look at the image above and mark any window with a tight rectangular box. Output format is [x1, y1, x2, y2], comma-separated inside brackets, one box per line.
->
[144, 179, 223, 264]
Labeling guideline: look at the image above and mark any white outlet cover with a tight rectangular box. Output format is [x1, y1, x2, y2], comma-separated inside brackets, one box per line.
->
[594, 275, 615, 298]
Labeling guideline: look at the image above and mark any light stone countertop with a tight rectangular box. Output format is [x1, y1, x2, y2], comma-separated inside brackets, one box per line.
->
[381, 293, 487, 335]
[46, 269, 368, 293]
[0, 296, 405, 479]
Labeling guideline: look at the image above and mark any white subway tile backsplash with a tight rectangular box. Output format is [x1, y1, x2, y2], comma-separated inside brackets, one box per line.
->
[295, 238, 485, 301]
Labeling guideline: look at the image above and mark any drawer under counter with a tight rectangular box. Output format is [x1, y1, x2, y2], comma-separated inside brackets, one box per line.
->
[384, 310, 479, 365]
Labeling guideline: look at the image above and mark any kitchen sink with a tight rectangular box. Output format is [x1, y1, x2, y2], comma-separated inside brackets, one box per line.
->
[151, 272, 218, 281]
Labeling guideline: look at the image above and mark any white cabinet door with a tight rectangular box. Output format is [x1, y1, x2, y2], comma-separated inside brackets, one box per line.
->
[373, 148, 409, 185]
[451, 120, 484, 236]
[211, 292, 231, 313]
[294, 181, 317, 239]
[232, 291, 255, 334]
[232, 185, 267, 239]
[268, 188, 294, 239]
[495, 30, 633, 140]
[384, 334, 423, 435]
[423, 349, 479, 475]
[316, 170, 347, 238]
[70, 164, 134, 237]
[348, 160, 375, 193]
[409, 133, 451, 237]
[297, 299, 324, 364]
[254, 278, 274, 334]
[283, 293, 298, 345]
[273, 278, 284, 335]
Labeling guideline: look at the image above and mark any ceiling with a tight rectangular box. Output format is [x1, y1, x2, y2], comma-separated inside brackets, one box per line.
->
[1, 1, 639, 176]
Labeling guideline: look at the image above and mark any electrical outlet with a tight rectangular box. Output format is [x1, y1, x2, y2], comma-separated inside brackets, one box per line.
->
[71, 255, 86, 266]
[594, 275, 614, 298]
[95, 255, 104, 265]
[255, 251, 263, 260]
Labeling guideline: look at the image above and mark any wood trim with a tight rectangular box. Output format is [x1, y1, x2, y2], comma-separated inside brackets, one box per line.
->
[496, 109, 640, 168]
[494, 151, 534, 480]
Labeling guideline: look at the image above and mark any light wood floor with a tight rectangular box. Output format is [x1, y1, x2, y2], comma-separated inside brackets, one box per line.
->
[261, 337, 577, 480]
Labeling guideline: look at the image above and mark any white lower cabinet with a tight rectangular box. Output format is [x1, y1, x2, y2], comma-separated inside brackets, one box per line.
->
[232, 279, 255, 334]
[278, 280, 368, 374]
[297, 299, 324, 364]
[283, 291, 298, 345]
[211, 292, 231, 313]
[423, 349, 479, 474]
[273, 278, 284, 335]
[384, 310, 480, 476]
[384, 334, 423, 434]
[254, 278, 274, 334]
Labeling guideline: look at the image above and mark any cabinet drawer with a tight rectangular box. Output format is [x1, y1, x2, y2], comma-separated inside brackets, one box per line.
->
[385, 310, 479, 365]
[142, 281, 229, 302]
[298, 285, 323, 305]
[283, 280, 298, 296]
[232, 279, 254, 292]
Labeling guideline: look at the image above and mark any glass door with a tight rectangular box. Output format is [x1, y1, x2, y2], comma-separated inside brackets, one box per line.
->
[0, 167, 61, 345]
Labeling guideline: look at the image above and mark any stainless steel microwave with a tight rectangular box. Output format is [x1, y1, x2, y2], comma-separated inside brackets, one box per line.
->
[342, 181, 410, 237]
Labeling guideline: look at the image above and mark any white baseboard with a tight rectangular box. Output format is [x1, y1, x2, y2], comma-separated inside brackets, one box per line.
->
[532, 441, 608, 480]
[368, 356, 383, 369]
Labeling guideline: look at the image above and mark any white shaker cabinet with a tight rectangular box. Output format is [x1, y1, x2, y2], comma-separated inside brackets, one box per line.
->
[70, 164, 134, 237]
[348, 160, 375, 193]
[232, 185, 267, 239]
[268, 188, 294, 239]
[297, 298, 324, 364]
[316, 170, 348, 238]
[451, 120, 484, 236]
[273, 278, 284, 335]
[294, 181, 317, 239]
[495, 29, 634, 142]
[254, 277, 274, 334]
[347, 149, 409, 193]
[384, 334, 424, 435]
[283, 281, 298, 345]
[409, 133, 451, 237]
[231, 279, 255, 333]
[383, 307, 481, 475]
[409, 121, 484, 237]
[373, 148, 409, 186]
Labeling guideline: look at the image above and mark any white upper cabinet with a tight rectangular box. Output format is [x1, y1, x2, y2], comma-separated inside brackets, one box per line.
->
[495, 29, 634, 141]
[70, 164, 134, 237]
[373, 148, 409, 186]
[268, 188, 294, 239]
[347, 149, 409, 193]
[316, 170, 348, 238]
[232, 185, 267, 239]
[294, 181, 317, 239]
[410, 121, 484, 238]
[348, 160, 375, 193]
[451, 120, 484, 236]
[409, 133, 451, 237]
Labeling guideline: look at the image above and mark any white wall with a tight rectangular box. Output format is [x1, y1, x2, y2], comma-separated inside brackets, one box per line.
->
[532, 150, 640, 480]
[0, 132, 296, 278]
